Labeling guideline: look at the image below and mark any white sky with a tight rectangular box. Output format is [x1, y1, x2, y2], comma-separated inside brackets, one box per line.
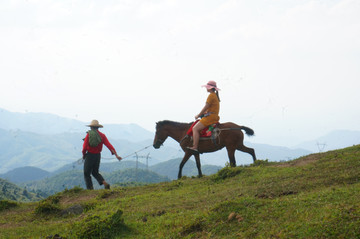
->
[0, 0, 359, 147]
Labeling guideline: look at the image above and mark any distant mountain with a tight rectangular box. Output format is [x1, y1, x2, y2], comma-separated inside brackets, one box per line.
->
[2, 108, 358, 176]
[21, 168, 170, 195]
[0, 166, 50, 183]
[294, 130, 360, 152]
[0, 129, 82, 173]
[5, 157, 223, 195]
[0, 123, 315, 175]
[51, 158, 222, 182]
[0, 108, 85, 134]
[0, 127, 182, 174]
[194, 143, 312, 167]
[101, 124, 154, 142]
[52, 160, 148, 175]
[0, 108, 154, 141]
[149, 158, 222, 180]
[0, 125, 313, 174]
[107, 168, 170, 185]
[0, 178, 42, 202]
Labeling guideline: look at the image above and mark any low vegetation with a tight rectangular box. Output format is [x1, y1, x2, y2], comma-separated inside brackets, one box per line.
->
[0, 145, 359, 238]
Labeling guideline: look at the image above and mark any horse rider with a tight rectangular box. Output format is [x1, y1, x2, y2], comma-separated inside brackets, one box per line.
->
[188, 81, 221, 154]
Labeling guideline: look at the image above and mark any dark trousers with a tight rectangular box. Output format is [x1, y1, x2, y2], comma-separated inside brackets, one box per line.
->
[84, 153, 105, 189]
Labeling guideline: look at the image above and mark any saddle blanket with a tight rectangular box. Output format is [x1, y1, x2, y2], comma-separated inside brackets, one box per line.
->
[186, 120, 219, 137]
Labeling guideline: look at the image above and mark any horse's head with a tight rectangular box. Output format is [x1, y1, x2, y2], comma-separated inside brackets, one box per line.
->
[153, 121, 169, 149]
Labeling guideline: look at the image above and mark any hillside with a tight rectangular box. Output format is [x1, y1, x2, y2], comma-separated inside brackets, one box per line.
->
[0, 178, 42, 202]
[1, 145, 359, 238]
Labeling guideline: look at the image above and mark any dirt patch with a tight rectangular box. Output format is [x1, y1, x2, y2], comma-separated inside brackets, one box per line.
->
[276, 154, 320, 168]
[0, 206, 35, 229]
[60, 193, 95, 206]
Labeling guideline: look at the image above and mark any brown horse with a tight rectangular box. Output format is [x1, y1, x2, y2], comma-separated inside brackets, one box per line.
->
[153, 120, 256, 179]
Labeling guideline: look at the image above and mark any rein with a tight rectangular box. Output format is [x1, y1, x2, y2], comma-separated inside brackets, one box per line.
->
[76, 144, 153, 164]
[218, 128, 245, 131]
[121, 144, 153, 159]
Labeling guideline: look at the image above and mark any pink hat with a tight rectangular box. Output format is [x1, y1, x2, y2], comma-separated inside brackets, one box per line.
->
[202, 81, 220, 91]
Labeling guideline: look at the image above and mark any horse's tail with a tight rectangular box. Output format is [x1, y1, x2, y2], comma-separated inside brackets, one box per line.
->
[241, 126, 255, 137]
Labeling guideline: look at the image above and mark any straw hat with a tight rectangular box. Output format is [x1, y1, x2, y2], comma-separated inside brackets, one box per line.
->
[202, 80, 220, 91]
[87, 120, 103, 128]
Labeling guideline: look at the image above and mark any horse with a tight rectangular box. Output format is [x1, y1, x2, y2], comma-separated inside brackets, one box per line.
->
[153, 120, 256, 179]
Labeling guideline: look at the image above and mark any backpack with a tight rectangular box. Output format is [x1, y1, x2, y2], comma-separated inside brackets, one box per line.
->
[88, 129, 102, 147]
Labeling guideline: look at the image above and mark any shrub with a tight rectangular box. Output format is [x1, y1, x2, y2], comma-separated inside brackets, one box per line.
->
[180, 217, 205, 236]
[34, 200, 61, 215]
[80, 199, 99, 212]
[63, 186, 83, 194]
[0, 200, 18, 212]
[251, 159, 273, 167]
[96, 190, 113, 199]
[47, 194, 61, 204]
[211, 166, 243, 181]
[71, 209, 127, 238]
[34, 195, 61, 215]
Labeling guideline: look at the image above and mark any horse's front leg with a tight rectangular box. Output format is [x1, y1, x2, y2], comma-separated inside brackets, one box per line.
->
[178, 151, 192, 179]
[194, 154, 203, 178]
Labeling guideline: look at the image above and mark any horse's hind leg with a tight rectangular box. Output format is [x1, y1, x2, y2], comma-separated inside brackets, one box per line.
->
[194, 154, 203, 178]
[238, 145, 257, 163]
[226, 146, 237, 167]
[178, 152, 192, 179]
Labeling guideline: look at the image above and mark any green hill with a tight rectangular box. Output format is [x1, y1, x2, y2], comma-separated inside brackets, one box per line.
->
[0, 166, 50, 183]
[1, 145, 360, 238]
[52, 160, 148, 175]
[0, 178, 42, 202]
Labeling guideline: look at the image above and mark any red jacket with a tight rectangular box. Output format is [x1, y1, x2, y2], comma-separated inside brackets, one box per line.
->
[82, 131, 116, 157]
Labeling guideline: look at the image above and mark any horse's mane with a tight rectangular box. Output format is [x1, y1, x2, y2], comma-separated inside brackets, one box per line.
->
[156, 120, 192, 130]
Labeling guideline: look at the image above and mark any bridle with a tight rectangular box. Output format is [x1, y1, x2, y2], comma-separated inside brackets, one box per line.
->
[155, 138, 165, 146]
[154, 131, 166, 147]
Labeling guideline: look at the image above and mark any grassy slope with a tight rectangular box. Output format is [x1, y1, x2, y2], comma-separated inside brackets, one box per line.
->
[0, 145, 359, 238]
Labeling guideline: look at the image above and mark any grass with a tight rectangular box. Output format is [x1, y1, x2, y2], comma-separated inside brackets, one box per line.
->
[0, 145, 360, 238]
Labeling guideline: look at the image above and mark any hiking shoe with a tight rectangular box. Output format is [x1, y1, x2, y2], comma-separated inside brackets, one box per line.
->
[105, 184, 110, 190]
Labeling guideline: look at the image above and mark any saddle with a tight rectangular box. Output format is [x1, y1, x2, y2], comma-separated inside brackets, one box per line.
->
[186, 120, 220, 137]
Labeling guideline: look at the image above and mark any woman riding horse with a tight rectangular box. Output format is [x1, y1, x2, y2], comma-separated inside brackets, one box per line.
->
[188, 81, 221, 155]
[153, 81, 256, 179]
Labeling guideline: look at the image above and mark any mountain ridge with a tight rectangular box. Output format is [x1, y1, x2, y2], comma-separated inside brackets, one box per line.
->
[1, 108, 359, 174]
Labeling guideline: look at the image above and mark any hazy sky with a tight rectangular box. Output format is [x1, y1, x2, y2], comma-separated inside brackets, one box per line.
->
[0, 0, 359, 147]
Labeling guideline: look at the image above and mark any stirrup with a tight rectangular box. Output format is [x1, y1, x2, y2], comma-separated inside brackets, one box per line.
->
[187, 147, 199, 155]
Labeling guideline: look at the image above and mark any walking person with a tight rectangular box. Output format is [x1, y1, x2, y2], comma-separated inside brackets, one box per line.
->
[188, 81, 221, 154]
[82, 120, 122, 189]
